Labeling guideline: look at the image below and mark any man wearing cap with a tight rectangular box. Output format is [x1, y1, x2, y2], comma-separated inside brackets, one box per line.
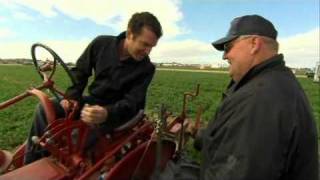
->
[198, 14, 318, 179]
[159, 14, 318, 180]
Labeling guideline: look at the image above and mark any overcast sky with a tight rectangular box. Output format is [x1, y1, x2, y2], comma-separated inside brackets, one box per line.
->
[0, 0, 319, 68]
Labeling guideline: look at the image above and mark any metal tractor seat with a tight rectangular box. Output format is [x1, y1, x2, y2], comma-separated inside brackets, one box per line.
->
[113, 110, 145, 132]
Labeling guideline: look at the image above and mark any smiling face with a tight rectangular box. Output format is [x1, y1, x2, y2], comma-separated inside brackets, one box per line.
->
[222, 35, 279, 82]
[126, 26, 159, 61]
[222, 36, 256, 82]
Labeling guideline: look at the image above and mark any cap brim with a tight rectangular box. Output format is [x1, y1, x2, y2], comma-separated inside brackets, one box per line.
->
[211, 35, 238, 51]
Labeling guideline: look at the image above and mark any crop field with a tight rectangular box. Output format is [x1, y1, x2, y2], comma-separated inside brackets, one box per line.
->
[0, 65, 319, 153]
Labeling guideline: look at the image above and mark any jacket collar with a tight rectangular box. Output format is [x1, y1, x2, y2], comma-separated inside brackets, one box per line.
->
[116, 31, 126, 42]
[224, 54, 285, 97]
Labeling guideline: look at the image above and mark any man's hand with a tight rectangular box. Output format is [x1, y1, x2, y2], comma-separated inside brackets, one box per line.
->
[80, 104, 108, 125]
[39, 61, 54, 72]
[60, 99, 77, 111]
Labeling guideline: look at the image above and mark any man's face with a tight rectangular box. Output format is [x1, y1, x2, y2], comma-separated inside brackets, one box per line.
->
[127, 27, 159, 61]
[222, 36, 255, 82]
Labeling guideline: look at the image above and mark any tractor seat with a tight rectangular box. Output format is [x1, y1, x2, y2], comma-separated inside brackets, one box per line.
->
[113, 110, 145, 132]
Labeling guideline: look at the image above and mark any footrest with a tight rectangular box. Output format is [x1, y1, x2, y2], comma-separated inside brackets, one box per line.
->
[0, 158, 67, 180]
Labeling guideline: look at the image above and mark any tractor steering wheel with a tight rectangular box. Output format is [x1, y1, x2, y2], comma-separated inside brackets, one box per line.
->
[31, 43, 76, 85]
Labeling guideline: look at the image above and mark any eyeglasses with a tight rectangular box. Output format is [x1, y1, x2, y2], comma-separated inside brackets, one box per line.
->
[223, 36, 254, 54]
[223, 41, 235, 54]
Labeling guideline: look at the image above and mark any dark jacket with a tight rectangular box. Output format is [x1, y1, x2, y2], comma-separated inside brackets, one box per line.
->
[198, 54, 318, 180]
[65, 32, 155, 128]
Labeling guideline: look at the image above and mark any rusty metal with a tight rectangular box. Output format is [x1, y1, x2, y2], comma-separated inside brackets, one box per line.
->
[77, 121, 153, 180]
[0, 80, 54, 110]
[180, 84, 200, 119]
[177, 84, 200, 154]
[0, 158, 68, 180]
[0, 150, 12, 173]
[1, 81, 202, 179]
[194, 105, 203, 133]
[27, 88, 56, 124]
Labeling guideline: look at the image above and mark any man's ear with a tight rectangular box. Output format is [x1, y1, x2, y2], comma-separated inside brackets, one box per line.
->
[250, 37, 261, 54]
[126, 28, 133, 39]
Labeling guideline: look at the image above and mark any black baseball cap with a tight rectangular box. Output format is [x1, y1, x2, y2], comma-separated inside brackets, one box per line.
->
[212, 15, 278, 51]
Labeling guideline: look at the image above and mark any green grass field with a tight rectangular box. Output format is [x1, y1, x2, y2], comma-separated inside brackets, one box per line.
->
[0, 65, 319, 151]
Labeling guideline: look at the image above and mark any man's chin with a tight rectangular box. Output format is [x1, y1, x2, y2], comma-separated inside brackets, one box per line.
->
[228, 70, 233, 78]
[133, 55, 145, 61]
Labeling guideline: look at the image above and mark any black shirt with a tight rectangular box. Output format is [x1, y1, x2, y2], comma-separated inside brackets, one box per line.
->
[65, 32, 155, 128]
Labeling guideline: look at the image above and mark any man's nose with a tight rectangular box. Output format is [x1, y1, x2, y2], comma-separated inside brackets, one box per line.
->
[222, 52, 228, 60]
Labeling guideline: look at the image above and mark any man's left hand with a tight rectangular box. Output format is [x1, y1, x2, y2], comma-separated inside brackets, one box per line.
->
[80, 104, 108, 125]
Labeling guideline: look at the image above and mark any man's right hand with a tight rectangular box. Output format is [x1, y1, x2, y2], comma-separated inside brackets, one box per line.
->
[80, 104, 108, 125]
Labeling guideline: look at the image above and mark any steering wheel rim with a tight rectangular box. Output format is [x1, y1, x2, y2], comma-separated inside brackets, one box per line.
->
[31, 43, 77, 85]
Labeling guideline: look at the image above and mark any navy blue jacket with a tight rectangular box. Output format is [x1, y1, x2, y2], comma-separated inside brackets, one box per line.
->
[198, 54, 318, 180]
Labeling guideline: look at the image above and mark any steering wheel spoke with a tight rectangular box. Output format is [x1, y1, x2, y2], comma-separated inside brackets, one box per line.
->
[31, 43, 76, 87]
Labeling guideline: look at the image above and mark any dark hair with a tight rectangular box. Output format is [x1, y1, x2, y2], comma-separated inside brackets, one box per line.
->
[128, 12, 162, 38]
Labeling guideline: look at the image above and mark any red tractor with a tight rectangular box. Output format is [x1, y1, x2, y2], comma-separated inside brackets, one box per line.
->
[0, 44, 202, 180]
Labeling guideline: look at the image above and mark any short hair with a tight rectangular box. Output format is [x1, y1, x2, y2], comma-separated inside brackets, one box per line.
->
[127, 12, 163, 38]
[261, 36, 279, 52]
[239, 35, 279, 52]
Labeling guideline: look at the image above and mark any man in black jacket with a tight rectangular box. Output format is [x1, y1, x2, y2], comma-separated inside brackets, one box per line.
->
[24, 11, 162, 164]
[200, 14, 318, 180]
[161, 15, 318, 180]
